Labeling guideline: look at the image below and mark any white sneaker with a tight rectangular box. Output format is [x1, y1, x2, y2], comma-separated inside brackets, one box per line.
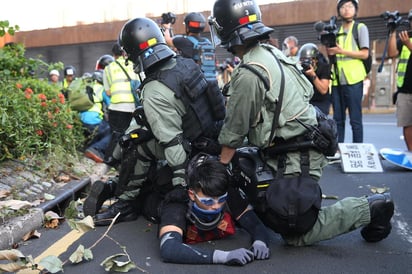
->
[327, 151, 341, 161]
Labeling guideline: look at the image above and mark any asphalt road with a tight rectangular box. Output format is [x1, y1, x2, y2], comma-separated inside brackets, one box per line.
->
[13, 113, 412, 274]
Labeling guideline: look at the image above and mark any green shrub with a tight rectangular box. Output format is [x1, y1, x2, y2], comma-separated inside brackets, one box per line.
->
[0, 36, 85, 162]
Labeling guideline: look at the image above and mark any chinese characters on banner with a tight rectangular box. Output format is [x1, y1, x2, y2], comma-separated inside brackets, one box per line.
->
[339, 143, 383, 173]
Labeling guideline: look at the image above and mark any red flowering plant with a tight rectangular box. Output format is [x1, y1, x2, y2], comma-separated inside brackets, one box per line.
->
[0, 42, 85, 162]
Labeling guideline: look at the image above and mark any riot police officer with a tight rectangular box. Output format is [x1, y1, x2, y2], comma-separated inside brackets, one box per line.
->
[93, 17, 225, 226]
[209, 0, 393, 245]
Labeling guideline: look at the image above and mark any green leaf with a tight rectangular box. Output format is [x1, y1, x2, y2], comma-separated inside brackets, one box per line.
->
[38, 255, 63, 273]
[64, 200, 79, 219]
[84, 248, 93, 261]
[67, 216, 95, 233]
[44, 193, 55, 201]
[69, 244, 85, 264]
[100, 254, 137, 272]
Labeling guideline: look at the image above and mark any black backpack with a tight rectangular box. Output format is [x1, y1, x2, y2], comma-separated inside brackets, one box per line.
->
[352, 21, 372, 74]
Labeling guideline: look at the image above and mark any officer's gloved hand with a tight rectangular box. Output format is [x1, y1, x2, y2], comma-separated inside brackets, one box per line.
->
[213, 248, 254, 266]
[251, 240, 270, 260]
[163, 185, 189, 204]
[225, 153, 242, 186]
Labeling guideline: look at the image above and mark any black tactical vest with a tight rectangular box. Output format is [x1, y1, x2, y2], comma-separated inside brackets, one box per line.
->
[142, 56, 225, 141]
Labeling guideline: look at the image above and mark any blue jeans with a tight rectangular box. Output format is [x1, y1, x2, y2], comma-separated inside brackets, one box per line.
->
[331, 81, 364, 143]
[84, 120, 111, 154]
[105, 110, 134, 162]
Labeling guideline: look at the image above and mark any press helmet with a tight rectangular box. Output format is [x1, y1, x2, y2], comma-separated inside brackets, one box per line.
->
[95, 54, 114, 70]
[298, 43, 320, 60]
[337, 0, 359, 16]
[119, 17, 175, 73]
[63, 65, 76, 76]
[184, 12, 206, 33]
[209, 0, 273, 51]
[92, 70, 104, 84]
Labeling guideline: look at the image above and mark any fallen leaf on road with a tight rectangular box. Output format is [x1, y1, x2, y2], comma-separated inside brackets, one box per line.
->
[44, 193, 55, 200]
[45, 218, 60, 229]
[370, 186, 390, 194]
[22, 230, 41, 242]
[55, 174, 71, 182]
[0, 200, 32, 210]
[0, 189, 10, 199]
[44, 211, 63, 229]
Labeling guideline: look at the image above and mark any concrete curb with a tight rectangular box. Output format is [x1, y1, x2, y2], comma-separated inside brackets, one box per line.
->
[0, 177, 91, 250]
[0, 208, 43, 250]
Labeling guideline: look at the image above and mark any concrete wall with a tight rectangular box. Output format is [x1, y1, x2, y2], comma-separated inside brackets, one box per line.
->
[12, 0, 410, 48]
[4, 0, 411, 107]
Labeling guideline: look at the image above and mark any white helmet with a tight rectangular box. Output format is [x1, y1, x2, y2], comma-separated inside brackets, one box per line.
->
[49, 69, 60, 77]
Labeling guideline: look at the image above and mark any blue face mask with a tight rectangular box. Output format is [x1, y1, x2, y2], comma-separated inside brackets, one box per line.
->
[192, 202, 223, 218]
[189, 202, 224, 231]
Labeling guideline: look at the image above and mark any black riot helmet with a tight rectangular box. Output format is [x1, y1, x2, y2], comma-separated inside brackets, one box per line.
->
[298, 43, 319, 60]
[209, 0, 273, 51]
[184, 12, 206, 33]
[92, 70, 104, 84]
[95, 54, 114, 70]
[63, 65, 76, 77]
[119, 17, 175, 73]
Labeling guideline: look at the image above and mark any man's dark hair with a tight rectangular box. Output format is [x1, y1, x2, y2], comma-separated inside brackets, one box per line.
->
[112, 43, 123, 56]
[186, 153, 228, 197]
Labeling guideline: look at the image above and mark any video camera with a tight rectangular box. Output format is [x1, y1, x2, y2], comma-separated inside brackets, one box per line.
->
[381, 10, 411, 33]
[381, 11, 402, 31]
[300, 58, 313, 72]
[314, 16, 338, 48]
[161, 12, 177, 25]
[219, 57, 240, 71]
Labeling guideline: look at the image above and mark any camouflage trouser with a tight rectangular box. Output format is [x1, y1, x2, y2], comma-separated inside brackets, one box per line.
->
[116, 138, 164, 201]
[282, 196, 370, 246]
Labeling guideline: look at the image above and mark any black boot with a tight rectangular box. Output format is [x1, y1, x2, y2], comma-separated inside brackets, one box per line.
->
[83, 177, 118, 217]
[94, 199, 138, 226]
[361, 193, 394, 242]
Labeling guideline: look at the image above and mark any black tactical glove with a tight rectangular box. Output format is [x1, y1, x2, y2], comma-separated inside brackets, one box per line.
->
[225, 153, 243, 187]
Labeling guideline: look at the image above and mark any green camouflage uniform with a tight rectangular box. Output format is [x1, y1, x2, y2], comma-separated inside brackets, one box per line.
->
[218, 44, 371, 246]
[117, 59, 187, 201]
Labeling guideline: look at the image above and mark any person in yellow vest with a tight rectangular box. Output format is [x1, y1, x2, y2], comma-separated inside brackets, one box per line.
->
[82, 55, 115, 163]
[388, 9, 412, 151]
[103, 43, 140, 166]
[61, 65, 76, 99]
[326, 0, 369, 145]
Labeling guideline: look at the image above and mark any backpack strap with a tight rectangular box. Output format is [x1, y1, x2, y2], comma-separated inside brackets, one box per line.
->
[185, 35, 200, 61]
[238, 63, 270, 91]
[115, 61, 140, 106]
[238, 53, 285, 146]
[352, 21, 362, 49]
[186, 35, 199, 48]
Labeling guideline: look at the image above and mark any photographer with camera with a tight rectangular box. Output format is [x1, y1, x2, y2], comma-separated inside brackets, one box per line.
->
[388, 9, 412, 151]
[326, 0, 370, 146]
[161, 11, 217, 82]
[298, 43, 332, 115]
